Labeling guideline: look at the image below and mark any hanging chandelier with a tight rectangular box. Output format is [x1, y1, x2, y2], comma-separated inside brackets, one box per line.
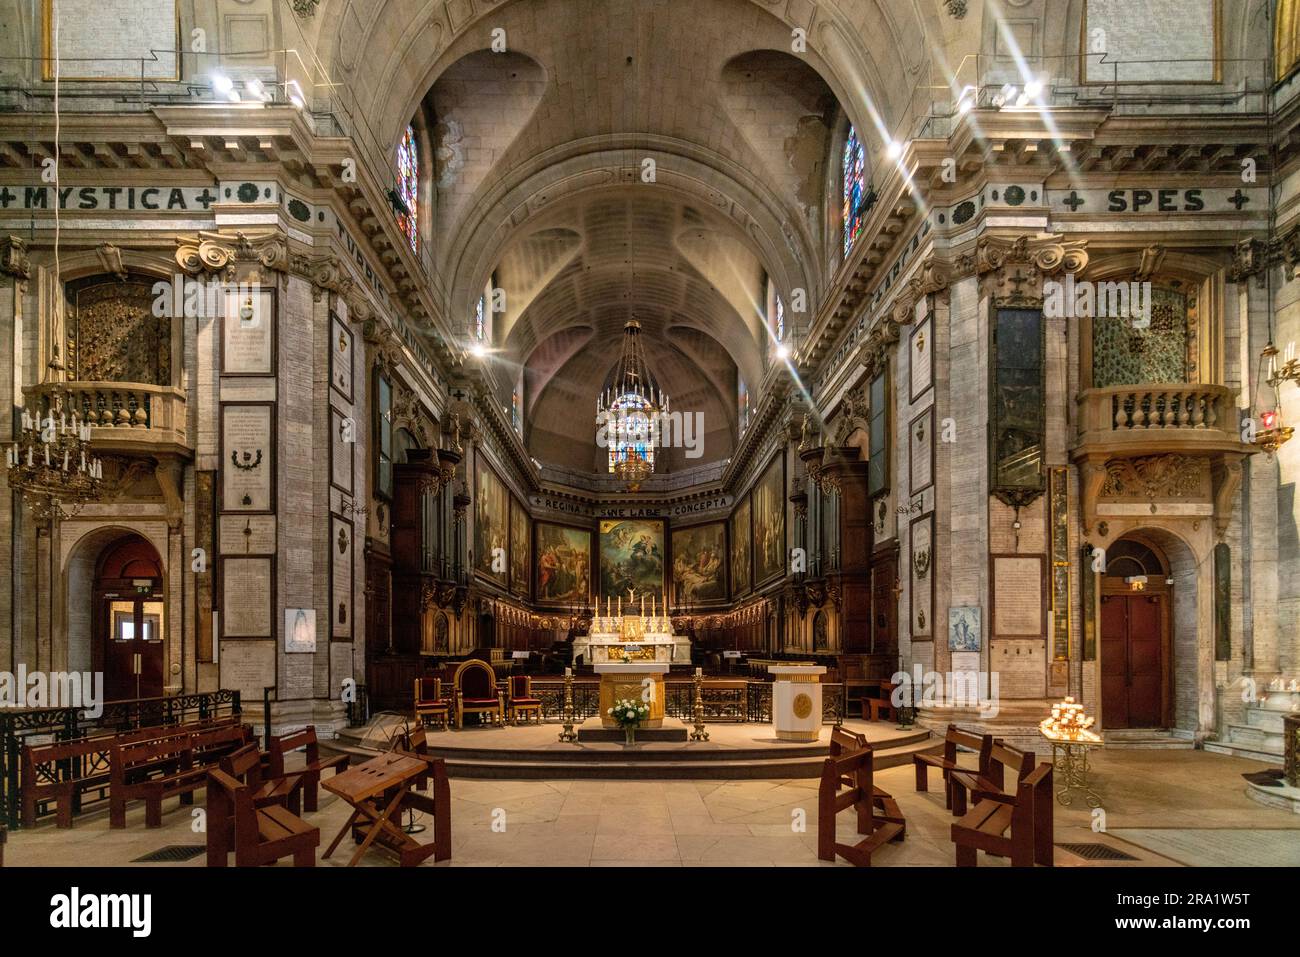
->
[7, 388, 104, 521]
[598, 319, 669, 492]
[1254, 342, 1296, 454]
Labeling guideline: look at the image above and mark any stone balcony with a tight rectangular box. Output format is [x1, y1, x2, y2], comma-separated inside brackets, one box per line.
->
[25, 381, 191, 459]
[1072, 383, 1256, 536]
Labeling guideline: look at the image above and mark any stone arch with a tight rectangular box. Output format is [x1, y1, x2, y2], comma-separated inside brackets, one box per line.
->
[60, 523, 170, 677]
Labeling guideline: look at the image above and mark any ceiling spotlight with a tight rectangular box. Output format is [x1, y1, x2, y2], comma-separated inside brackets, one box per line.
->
[776, 343, 790, 360]
[286, 80, 305, 110]
[886, 139, 903, 160]
[1024, 78, 1044, 99]
[1015, 92, 1030, 107]
[245, 78, 270, 102]
[992, 83, 1017, 108]
[956, 85, 975, 115]
[211, 73, 233, 96]
[471, 342, 488, 359]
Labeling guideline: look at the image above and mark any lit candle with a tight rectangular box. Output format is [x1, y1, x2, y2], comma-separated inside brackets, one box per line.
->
[618, 595, 622, 616]
[564, 667, 572, 678]
[61, 450, 68, 471]
[695, 667, 702, 678]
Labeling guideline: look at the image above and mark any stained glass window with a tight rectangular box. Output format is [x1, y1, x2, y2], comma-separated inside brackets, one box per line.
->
[842, 125, 867, 257]
[775, 294, 785, 343]
[475, 294, 486, 341]
[396, 124, 419, 253]
[738, 378, 750, 434]
[511, 391, 521, 433]
[606, 392, 656, 473]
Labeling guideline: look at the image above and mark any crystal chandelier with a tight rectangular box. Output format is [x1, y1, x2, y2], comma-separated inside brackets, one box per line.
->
[7, 390, 104, 520]
[598, 319, 668, 492]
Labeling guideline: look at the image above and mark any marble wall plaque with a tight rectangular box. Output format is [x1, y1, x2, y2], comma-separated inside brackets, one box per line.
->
[910, 315, 932, 400]
[1082, 0, 1218, 84]
[221, 287, 275, 375]
[992, 638, 1047, 699]
[910, 514, 933, 639]
[218, 639, 275, 702]
[222, 405, 274, 512]
[992, 555, 1044, 637]
[219, 515, 276, 555]
[222, 557, 272, 638]
[910, 407, 934, 494]
[331, 516, 354, 641]
[330, 314, 354, 401]
[46, 0, 179, 80]
[331, 408, 354, 494]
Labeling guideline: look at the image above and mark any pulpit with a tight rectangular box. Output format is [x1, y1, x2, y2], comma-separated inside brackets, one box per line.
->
[770, 665, 827, 742]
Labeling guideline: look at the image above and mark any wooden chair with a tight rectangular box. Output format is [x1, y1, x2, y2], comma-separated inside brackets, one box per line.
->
[413, 676, 451, 731]
[948, 739, 1035, 816]
[268, 727, 350, 813]
[453, 659, 504, 728]
[205, 769, 319, 868]
[507, 675, 542, 725]
[219, 743, 305, 816]
[818, 730, 905, 866]
[913, 724, 993, 810]
[951, 762, 1054, 867]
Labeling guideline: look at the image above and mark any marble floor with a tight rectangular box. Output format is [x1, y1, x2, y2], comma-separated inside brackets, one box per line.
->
[5, 748, 1295, 867]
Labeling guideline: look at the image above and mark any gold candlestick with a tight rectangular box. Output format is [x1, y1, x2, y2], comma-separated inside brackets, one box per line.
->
[558, 669, 578, 742]
[689, 668, 709, 741]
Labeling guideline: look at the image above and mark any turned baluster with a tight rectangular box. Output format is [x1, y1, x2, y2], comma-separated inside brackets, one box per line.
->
[1113, 393, 1129, 430]
[113, 392, 131, 426]
[1135, 391, 1149, 429]
[1162, 391, 1176, 428]
[1205, 392, 1220, 429]
[1177, 390, 1191, 428]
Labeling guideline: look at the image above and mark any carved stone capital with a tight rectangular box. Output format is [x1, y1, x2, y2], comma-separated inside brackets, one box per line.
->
[175, 229, 288, 281]
[972, 233, 1089, 305]
[858, 320, 900, 378]
[0, 236, 31, 281]
[95, 243, 128, 281]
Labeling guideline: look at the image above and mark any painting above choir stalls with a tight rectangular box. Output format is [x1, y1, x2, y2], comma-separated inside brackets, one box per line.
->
[671, 522, 727, 606]
[991, 308, 1045, 494]
[510, 498, 530, 596]
[600, 519, 665, 603]
[535, 523, 591, 605]
[1091, 285, 1191, 387]
[752, 457, 785, 586]
[731, 498, 751, 596]
[473, 461, 509, 584]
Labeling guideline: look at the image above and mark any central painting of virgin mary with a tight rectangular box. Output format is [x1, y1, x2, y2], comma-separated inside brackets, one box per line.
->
[599, 519, 665, 601]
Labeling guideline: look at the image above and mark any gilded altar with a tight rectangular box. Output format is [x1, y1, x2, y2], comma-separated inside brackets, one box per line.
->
[572, 614, 690, 665]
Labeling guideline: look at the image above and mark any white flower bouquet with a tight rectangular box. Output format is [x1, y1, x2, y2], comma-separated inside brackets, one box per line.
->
[609, 697, 650, 729]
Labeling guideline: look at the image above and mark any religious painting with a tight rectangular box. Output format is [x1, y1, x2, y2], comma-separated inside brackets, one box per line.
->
[731, 498, 751, 596]
[752, 456, 785, 586]
[473, 460, 508, 585]
[535, 523, 591, 605]
[671, 521, 727, 606]
[949, 606, 981, 653]
[510, 497, 530, 597]
[600, 519, 665, 603]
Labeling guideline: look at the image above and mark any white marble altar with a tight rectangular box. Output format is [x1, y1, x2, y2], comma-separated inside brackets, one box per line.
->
[572, 613, 691, 665]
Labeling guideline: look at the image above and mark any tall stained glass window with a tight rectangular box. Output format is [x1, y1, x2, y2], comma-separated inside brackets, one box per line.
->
[607, 392, 656, 473]
[474, 294, 486, 341]
[842, 125, 867, 257]
[775, 294, 785, 342]
[396, 125, 419, 253]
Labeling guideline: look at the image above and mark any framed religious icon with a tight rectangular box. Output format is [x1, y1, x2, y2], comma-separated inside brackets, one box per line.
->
[330, 312, 354, 402]
[474, 459, 509, 585]
[910, 314, 932, 401]
[221, 286, 276, 376]
[948, 605, 981, 652]
[284, 607, 317, 654]
[730, 496, 751, 597]
[671, 521, 727, 606]
[752, 455, 786, 587]
[600, 518, 665, 602]
[535, 522, 592, 606]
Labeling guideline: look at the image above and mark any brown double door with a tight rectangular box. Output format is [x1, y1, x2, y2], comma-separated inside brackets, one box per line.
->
[93, 535, 166, 702]
[1099, 592, 1168, 729]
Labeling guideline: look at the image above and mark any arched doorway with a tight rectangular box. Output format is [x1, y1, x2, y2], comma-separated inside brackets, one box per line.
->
[91, 535, 165, 701]
[1100, 537, 1173, 728]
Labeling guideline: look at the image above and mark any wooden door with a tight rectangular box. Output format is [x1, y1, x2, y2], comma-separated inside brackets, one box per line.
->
[870, 553, 898, 657]
[1100, 593, 1166, 728]
[93, 536, 165, 702]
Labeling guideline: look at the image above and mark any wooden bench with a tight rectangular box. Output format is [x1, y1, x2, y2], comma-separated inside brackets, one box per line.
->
[867, 682, 898, 722]
[219, 743, 305, 816]
[206, 769, 319, 868]
[268, 727, 349, 812]
[912, 724, 993, 810]
[948, 739, 1035, 817]
[20, 717, 241, 828]
[109, 723, 253, 828]
[951, 762, 1054, 867]
[817, 728, 905, 866]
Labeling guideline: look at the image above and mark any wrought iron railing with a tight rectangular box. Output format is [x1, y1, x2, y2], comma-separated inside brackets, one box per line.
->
[1, 689, 241, 829]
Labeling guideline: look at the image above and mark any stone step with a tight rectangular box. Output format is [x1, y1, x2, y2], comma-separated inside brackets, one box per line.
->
[1244, 709, 1289, 732]
[1203, 739, 1285, 764]
[1226, 723, 1284, 753]
[1102, 729, 1195, 750]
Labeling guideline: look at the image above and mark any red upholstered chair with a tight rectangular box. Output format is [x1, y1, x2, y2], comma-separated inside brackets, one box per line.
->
[453, 659, 503, 728]
[507, 675, 542, 725]
[414, 677, 451, 731]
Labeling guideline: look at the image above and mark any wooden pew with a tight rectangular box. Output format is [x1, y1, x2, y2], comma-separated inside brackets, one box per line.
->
[818, 728, 905, 866]
[912, 724, 993, 810]
[951, 762, 1054, 867]
[205, 769, 319, 868]
[109, 723, 253, 828]
[219, 743, 305, 815]
[268, 727, 349, 812]
[948, 739, 1035, 817]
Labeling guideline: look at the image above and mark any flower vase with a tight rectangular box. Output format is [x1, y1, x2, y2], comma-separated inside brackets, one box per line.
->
[624, 725, 636, 746]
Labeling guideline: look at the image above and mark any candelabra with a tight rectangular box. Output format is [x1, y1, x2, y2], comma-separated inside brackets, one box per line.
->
[557, 669, 578, 742]
[689, 669, 709, 741]
[6, 396, 103, 522]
